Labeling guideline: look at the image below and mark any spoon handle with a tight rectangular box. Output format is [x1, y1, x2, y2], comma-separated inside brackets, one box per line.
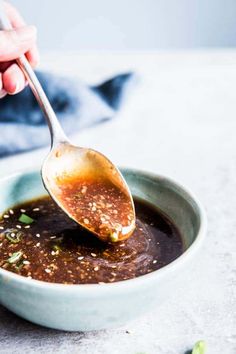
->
[0, 2, 68, 146]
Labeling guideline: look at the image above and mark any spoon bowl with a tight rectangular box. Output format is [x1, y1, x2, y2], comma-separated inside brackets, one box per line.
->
[42, 141, 135, 242]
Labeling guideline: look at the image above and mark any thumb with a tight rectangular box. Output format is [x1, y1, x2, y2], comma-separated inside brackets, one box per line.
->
[0, 25, 37, 62]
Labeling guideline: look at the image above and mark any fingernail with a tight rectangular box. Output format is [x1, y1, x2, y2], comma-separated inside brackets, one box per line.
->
[0, 89, 7, 99]
[11, 81, 20, 95]
[11, 72, 21, 94]
[17, 25, 37, 42]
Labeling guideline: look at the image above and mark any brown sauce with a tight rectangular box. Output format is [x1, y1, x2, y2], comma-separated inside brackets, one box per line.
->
[55, 176, 135, 242]
[0, 196, 183, 284]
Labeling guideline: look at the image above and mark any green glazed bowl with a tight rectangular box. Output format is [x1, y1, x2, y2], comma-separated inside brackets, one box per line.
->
[0, 168, 207, 331]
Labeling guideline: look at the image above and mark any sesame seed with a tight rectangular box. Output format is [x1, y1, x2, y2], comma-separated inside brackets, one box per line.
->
[99, 223, 108, 229]
[16, 225, 21, 229]
[36, 233, 40, 238]
[23, 260, 30, 265]
[153, 260, 157, 264]
[20, 209, 26, 213]
[33, 208, 40, 211]
[78, 256, 84, 260]
[94, 266, 99, 271]
[3, 215, 9, 218]
[91, 253, 96, 257]
[9, 209, 14, 215]
[24, 225, 30, 229]
[10, 233, 15, 237]
[45, 269, 51, 273]
[81, 186, 87, 194]
[36, 242, 40, 247]
[0, 226, 4, 230]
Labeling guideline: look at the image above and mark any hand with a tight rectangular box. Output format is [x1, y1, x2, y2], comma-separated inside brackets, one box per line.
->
[0, 1, 39, 98]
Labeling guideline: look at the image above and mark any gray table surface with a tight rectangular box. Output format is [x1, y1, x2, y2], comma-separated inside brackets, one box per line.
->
[0, 50, 235, 354]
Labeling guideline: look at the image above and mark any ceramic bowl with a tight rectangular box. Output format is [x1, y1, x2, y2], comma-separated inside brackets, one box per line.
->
[0, 168, 206, 331]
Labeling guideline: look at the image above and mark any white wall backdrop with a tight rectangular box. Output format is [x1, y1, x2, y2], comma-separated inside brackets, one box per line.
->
[11, 0, 236, 51]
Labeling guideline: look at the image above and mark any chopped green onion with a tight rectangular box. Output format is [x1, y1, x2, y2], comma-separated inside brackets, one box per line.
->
[7, 251, 23, 264]
[15, 261, 24, 271]
[52, 244, 61, 252]
[19, 213, 34, 224]
[5, 228, 23, 243]
[192, 341, 206, 354]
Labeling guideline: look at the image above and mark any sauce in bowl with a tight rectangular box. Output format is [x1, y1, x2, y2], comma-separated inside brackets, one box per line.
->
[0, 196, 183, 284]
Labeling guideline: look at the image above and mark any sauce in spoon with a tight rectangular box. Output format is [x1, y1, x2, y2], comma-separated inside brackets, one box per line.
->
[54, 175, 135, 243]
[42, 144, 136, 243]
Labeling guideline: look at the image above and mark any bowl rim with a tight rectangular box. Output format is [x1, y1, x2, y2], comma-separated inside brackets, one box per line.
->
[0, 167, 207, 294]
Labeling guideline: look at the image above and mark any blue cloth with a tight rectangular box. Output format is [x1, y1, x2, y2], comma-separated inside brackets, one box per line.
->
[0, 71, 134, 157]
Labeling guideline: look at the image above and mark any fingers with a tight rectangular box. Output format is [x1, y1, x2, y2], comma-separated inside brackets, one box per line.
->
[25, 43, 40, 68]
[0, 26, 37, 62]
[4, 1, 25, 26]
[2, 63, 26, 94]
[0, 2, 39, 96]
[3, 1, 39, 67]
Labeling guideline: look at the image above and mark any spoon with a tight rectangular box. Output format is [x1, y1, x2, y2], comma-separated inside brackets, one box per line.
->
[0, 7, 136, 242]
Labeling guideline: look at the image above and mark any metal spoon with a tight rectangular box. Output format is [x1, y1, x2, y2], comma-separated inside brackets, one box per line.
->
[0, 7, 136, 242]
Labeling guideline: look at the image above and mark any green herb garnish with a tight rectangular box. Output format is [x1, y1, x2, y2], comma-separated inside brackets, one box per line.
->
[52, 244, 62, 252]
[192, 340, 206, 354]
[19, 213, 34, 224]
[7, 251, 23, 264]
[109, 231, 119, 242]
[5, 228, 23, 243]
[15, 261, 24, 271]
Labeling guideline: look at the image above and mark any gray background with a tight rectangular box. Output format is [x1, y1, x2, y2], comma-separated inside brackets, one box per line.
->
[10, 0, 236, 51]
[1, 51, 236, 353]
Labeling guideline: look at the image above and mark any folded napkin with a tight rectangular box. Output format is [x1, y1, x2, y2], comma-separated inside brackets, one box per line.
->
[0, 71, 134, 157]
